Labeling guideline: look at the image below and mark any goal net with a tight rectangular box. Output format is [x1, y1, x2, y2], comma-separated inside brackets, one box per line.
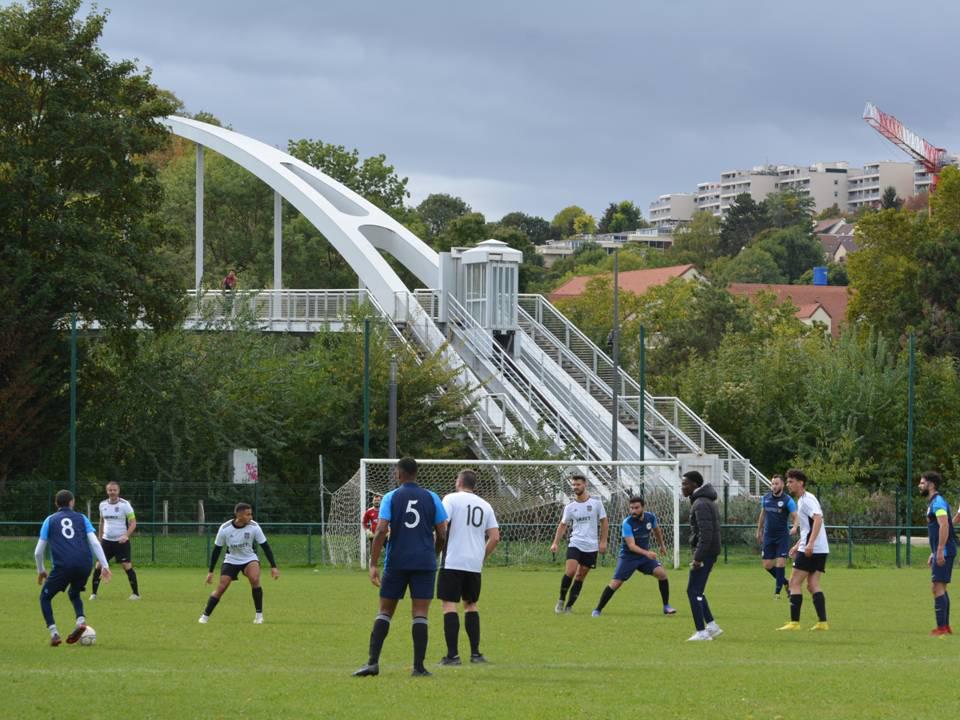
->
[326, 459, 681, 569]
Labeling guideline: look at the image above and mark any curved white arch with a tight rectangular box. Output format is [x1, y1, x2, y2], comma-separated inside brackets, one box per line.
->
[163, 116, 440, 313]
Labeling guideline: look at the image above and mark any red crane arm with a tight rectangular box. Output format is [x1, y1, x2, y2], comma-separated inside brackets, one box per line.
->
[863, 102, 947, 175]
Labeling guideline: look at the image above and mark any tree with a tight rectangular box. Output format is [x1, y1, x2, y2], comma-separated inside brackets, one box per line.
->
[718, 194, 769, 256]
[930, 165, 960, 235]
[499, 211, 552, 245]
[551, 205, 586, 239]
[751, 226, 826, 284]
[764, 189, 816, 229]
[0, 0, 183, 487]
[287, 139, 409, 215]
[435, 211, 487, 252]
[573, 213, 596, 235]
[712, 246, 785, 285]
[914, 230, 960, 357]
[668, 211, 722, 268]
[815, 204, 845, 220]
[845, 208, 928, 335]
[416, 193, 471, 239]
[598, 201, 646, 234]
[880, 186, 902, 210]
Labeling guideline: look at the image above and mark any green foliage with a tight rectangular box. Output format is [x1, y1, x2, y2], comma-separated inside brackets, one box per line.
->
[416, 193, 471, 239]
[718, 194, 768, 256]
[750, 226, 826, 284]
[929, 165, 960, 235]
[572, 213, 597, 235]
[551, 205, 586, 239]
[667, 211, 722, 268]
[798, 261, 848, 286]
[0, 0, 183, 484]
[711, 245, 785, 285]
[498, 211, 551, 245]
[597, 201, 646, 233]
[434, 211, 487, 252]
[880, 186, 901, 210]
[764, 189, 816, 229]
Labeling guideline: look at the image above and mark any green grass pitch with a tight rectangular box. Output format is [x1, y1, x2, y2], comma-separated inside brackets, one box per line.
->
[2, 565, 956, 719]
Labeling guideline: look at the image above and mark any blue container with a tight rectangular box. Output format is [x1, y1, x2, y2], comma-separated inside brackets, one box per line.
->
[812, 266, 828, 286]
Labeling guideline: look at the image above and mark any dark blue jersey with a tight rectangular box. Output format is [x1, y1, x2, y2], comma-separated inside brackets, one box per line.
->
[379, 482, 448, 571]
[926, 494, 958, 555]
[761, 491, 797, 539]
[620, 511, 658, 557]
[39, 509, 96, 570]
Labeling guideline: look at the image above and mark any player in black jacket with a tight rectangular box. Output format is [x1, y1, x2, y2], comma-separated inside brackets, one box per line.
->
[683, 471, 723, 641]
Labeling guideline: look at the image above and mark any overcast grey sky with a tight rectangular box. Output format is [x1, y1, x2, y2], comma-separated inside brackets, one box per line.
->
[85, 0, 960, 221]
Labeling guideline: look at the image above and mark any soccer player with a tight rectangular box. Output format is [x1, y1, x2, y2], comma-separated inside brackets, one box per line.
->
[34, 489, 112, 646]
[778, 468, 830, 631]
[755, 474, 798, 597]
[683, 470, 723, 641]
[919, 470, 956, 636]
[90, 481, 140, 600]
[550, 474, 608, 613]
[363, 494, 382, 539]
[592, 496, 675, 617]
[437, 469, 500, 666]
[198, 502, 279, 625]
[354, 457, 448, 677]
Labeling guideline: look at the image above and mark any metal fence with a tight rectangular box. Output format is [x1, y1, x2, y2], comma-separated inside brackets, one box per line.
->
[0, 520, 936, 569]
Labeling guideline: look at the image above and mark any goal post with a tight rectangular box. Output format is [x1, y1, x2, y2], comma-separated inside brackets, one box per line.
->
[328, 458, 681, 569]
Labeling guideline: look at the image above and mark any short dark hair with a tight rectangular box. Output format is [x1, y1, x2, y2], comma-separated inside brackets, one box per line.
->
[234, 502, 252, 515]
[458, 469, 477, 489]
[55, 489, 74, 508]
[570, 473, 587, 483]
[785, 468, 807, 484]
[106, 481, 120, 489]
[770, 474, 783, 482]
[628, 495, 645, 505]
[922, 470, 943, 489]
[682, 470, 704, 487]
[397, 457, 418, 478]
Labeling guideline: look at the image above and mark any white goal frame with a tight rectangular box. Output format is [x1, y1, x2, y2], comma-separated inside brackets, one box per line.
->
[358, 458, 681, 569]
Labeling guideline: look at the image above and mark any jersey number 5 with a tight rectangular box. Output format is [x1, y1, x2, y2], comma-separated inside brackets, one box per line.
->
[404, 500, 420, 528]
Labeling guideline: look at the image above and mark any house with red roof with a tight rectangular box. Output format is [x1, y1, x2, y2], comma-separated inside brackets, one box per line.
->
[548, 264, 703, 302]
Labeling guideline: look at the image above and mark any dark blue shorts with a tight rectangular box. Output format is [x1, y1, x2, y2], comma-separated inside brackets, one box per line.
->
[613, 555, 661, 581]
[931, 553, 956, 584]
[762, 536, 791, 560]
[380, 568, 436, 600]
[43, 565, 91, 597]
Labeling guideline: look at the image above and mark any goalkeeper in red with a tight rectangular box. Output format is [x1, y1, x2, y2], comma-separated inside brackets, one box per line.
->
[592, 496, 675, 616]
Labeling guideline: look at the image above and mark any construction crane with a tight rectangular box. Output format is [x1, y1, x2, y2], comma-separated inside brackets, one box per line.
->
[863, 102, 950, 193]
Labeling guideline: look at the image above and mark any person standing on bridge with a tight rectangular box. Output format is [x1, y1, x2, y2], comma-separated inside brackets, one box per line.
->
[222, 270, 237, 316]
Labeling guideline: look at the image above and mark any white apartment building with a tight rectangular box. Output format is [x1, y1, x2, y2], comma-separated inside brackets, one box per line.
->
[695, 181, 721, 215]
[915, 156, 958, 195]
[648, 193, 696, 228]
[718, 167, 779, 214]
[847, 161, 915, 211]
[775, 162, 852, 211]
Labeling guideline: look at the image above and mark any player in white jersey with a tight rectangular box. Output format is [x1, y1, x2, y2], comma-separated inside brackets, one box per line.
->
[90, 481, 140, 600]
[199, 503, 279, 624]
[778, 469, 830, 631]
[550, 474, 608, 613]
[436, 469, 500, 666]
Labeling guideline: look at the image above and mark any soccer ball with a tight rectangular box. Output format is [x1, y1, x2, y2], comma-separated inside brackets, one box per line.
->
[79, 627, 96, 646]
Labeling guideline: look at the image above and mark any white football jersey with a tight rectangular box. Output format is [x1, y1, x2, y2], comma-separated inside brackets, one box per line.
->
[215, 520, 267, 565]
[561, 497, 607, 552]
[796, 492, 829, 554]
[99, 499, 135, 541]
[441, 491, 499, 573]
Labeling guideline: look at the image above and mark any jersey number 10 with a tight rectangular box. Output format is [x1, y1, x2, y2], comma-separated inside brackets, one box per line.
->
[465, 505, 484, 527]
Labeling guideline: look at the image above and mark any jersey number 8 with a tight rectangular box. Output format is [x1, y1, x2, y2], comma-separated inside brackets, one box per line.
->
[60, 517, 75, 539]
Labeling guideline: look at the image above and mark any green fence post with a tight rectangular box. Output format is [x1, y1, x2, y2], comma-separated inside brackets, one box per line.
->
[205, 523, 211, 566]
[895, 486, 901, 568]
[723, 483, 729, 564]
[847, 523, 853, 568]
[307, 525, 313, 565]
[151, 480, 157, 564]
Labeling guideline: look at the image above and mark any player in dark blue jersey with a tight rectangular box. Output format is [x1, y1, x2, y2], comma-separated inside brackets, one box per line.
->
[919, 471, 957, 636]
[354, 458, 448, 677]
[34, 490, 112, 646]
[755, 474, 798, 597]
[591, 496, 675, 617]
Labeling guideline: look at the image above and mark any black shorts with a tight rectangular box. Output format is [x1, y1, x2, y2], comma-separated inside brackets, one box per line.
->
[380, 568, 436, 600]
[101, 539, 132, 564]
[793, 552, 828, 574]
[437, 569, 482, 603]
[220, 560, 258, 579]
[566, 546, 598, 569]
